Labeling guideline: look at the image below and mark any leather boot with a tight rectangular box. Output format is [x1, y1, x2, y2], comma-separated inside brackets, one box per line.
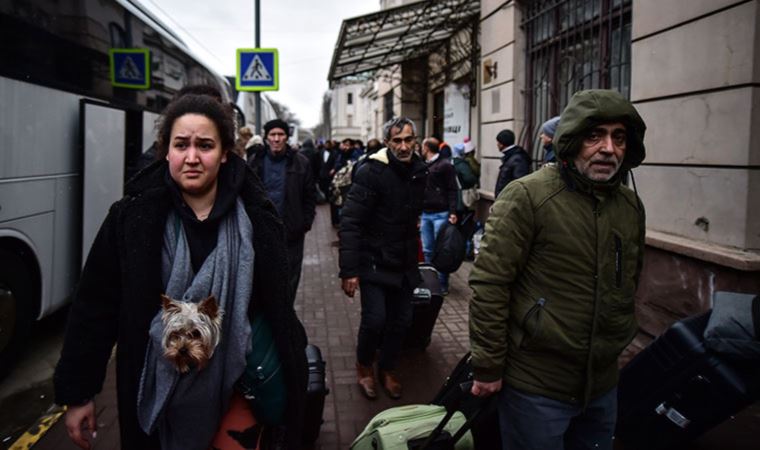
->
[356, 362, 377, 399]
[380, 370, 402, 399]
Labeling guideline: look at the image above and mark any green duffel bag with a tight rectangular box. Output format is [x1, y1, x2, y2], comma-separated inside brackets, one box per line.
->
[350, 403, 474, 450]
[235, 314, 286, 425]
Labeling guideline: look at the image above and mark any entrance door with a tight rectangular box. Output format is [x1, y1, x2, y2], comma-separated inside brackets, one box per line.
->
[79, 100, 126, 267]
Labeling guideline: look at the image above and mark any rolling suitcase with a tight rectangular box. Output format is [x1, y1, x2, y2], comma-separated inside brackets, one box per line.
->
[404, 264, 444, 350]
[616, 312, 759, 450]
[302, 344, 330, 445]
[432, 353, 501, 449]
[350, 382, 477, 450]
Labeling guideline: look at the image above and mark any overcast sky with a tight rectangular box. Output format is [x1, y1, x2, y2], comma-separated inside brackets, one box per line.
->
[141, 0, 380, 128]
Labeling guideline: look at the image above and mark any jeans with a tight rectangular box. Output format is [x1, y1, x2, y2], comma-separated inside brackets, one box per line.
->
[498, 384, 617, 450]
[356, 280, 414, 370]
[420, 210, 450, 290]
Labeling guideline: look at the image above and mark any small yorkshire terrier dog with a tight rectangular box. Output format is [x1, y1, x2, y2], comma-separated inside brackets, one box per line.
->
[160, 294, 223, 373]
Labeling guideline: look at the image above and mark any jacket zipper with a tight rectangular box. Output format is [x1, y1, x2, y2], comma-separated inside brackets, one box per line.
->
[583, 196, 601, 406]
[614, 235, 622, 288]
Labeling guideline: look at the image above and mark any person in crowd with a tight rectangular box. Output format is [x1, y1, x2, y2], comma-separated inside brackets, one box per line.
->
[494, 129, 531, 197]
[127, 140, 158, 180]
[469, 89, 647, 450]
[541, 115, 561, 164]
[420, 137, 458, 295]
[319, 140, 340, 226]
[336, 138, 358, 170]
[234, 126, 253, 160]
[452, 143, 480, 260]
[463, 137, 481, 180]
[339, 117, 427, 400]
[438, 141, 452, 159]
[353, 139, 365, 159]
[300, 138, 321, 187]
[245, 134, 264, 160]
[328, 138, 358, 226]
[248, 119, 316, 305]
[54, 92, 308, 450]
[366, 138, 382, 155]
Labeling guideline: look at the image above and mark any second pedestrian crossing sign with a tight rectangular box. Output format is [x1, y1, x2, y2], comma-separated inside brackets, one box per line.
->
[237, 48, 279, 91]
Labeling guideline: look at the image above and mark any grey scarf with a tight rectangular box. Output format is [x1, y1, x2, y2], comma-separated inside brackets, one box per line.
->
[137, 198, 254, 450]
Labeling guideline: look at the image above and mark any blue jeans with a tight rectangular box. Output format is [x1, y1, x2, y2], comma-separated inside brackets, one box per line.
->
[420, 211, 450, 290]
[356, 280, 414, 370]
[498, 384, 617, 450]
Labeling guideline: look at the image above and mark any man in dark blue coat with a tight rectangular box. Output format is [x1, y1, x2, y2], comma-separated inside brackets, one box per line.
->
[249, 119, 316, 305]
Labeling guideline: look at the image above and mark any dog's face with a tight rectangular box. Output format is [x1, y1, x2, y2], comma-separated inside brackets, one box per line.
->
[160, 294, 223, 373]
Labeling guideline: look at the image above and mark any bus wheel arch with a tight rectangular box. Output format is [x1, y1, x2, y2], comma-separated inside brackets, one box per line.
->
[0, 240, 40, 380]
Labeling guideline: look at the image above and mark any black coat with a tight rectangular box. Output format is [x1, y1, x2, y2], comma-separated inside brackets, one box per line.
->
[248, 146, 317, 243]
[339, 148, 428, 287]
[495, 145, 531, 197]
[422, 156, 458, 214]
[54, 157, 308, 450]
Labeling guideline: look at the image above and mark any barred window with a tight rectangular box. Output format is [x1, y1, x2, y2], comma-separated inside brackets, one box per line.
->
[523, 0, 632, 159]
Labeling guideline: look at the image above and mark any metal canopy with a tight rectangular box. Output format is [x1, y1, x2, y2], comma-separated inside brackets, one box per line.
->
[328, 0, 480, 83]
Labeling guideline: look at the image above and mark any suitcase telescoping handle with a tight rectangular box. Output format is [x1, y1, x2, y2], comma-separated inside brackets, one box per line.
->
[415, 381, 490, 450]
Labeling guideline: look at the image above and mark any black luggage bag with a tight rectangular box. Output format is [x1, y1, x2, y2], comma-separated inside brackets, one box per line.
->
[616, 312, 759, 450]
[404, 264, 444, 350]
[432, 353, 502, 449]
[303, 344, 330, 445]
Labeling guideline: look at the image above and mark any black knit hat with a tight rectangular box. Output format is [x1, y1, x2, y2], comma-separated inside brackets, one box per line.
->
[496, 129, 515, 146]
[263, 119, 289, 137]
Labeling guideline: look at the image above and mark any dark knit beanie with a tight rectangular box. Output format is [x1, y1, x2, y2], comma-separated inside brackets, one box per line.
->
[496, 129, 515, 146]
[264, 119, 290, 137]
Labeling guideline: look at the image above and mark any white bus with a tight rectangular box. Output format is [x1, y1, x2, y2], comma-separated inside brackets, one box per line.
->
[0, 0, 230, 377]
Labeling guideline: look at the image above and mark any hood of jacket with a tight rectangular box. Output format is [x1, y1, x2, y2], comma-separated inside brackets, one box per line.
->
[370, 147, 427, 175]
[554, 89, 646, 172]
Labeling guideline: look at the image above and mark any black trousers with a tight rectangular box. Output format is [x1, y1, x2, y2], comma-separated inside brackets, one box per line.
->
[286, 236, 305, 306]
[356, 280, 414, 370]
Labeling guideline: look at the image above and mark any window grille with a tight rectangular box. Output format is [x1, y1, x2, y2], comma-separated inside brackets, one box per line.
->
[522, 0, 631, 162]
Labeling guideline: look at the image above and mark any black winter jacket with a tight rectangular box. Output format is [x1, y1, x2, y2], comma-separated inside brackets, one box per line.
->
[422, 156, 458, 214]
[339, 148, 428, 287]
[495, 145, 531, 197]
[54, 157, 308, 449]
[249, 146, 317, 243]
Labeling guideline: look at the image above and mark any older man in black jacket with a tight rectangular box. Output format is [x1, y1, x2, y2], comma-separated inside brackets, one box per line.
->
[249, 119, 316, 305]
[339, 117, 427, 400]
[494, 129, 531, 197]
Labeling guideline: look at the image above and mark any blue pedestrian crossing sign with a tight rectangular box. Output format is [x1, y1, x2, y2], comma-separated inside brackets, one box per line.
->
[109, 49, 150, 89]
[236, 48, 279, 91]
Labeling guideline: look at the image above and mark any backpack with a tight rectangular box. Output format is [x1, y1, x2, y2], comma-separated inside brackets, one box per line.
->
[453, 158, 478, 189]
[329, 159, 356, 206]
[432, 222, 466, 274]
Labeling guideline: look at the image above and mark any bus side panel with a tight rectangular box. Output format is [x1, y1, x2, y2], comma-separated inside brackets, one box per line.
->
[0, 78, 81, 178]
[0, 78, 83, 318]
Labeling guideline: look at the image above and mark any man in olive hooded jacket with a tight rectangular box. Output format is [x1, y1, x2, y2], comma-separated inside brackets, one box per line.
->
[468, 89, 646, 450]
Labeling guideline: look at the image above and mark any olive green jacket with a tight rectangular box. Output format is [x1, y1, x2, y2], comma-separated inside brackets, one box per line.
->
[469, 89, 647, 405]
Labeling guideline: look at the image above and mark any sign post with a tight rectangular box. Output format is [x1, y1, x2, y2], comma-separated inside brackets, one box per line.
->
[109, 48, 150, 89]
